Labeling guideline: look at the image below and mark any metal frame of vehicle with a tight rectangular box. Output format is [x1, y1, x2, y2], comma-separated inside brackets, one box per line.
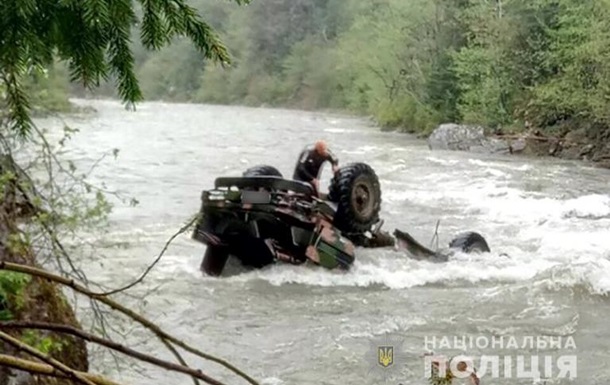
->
[191, 169, 491, 276]
[192, 176, 361, 274]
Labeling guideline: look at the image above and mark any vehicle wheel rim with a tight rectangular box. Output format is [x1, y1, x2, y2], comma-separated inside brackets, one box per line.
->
[352, 181, 374, 219]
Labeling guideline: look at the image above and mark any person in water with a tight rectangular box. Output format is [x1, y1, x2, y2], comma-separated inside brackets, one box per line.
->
[292, 140, 339, 194]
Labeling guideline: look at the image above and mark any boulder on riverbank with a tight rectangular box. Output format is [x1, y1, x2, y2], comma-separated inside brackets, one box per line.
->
[427, 123, 513, 154]
[426, 123, 610, 169]
[563, 126, 610, 167]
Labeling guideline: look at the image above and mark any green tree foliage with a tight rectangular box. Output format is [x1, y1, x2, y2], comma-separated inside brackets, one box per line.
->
[0, 272, 30, 320]
[452, 0, 516, 129]
[0, 0, 250, 138]
[451, 0, 610, 136]
[13, 0, 610, 138]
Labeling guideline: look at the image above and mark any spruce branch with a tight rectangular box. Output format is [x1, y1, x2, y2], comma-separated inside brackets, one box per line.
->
[1, 0, 246, 136]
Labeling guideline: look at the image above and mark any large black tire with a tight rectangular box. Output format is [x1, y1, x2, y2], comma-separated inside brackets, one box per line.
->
[327, 162, 381, 234]
[448, 232, 490, 253]
[201, 245, 230, 276]
[243, 164, 283, 177]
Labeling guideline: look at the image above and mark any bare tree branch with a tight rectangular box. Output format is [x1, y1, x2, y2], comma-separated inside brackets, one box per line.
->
[0, 261, 261, 385]
[0, 330, 98, 385]
[161, 339, 201, 385]
[0, 321, 227, 385]
[0, 354, 121, 385]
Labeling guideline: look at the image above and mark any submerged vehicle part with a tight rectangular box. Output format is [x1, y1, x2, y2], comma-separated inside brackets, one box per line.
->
[192, 162, 389, 276]
[394, 229, 491, 262]
[448, 231, 490, 253]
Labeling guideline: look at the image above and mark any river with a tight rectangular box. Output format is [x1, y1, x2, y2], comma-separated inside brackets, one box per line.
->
[38, 99, 610, 385]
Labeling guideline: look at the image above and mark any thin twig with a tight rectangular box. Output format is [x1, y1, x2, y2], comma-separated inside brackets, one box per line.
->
[31, 123, 126, 197]
[2, 128, 154, 371]
[0, 321, 224, 385]
[161, 339, 200, 385]
[0, 261, 260, 385]
[96, 213, 200, 296]
[6, 150, 122, 343]
[429, 219, 440, 250]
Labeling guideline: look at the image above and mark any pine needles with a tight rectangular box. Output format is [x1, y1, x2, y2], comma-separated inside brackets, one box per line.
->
[0, 0, 246, 138]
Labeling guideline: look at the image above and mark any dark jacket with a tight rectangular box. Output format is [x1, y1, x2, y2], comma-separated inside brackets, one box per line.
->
[292, 144, 339, 181]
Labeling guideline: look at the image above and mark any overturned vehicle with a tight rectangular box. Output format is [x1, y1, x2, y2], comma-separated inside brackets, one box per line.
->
[191, 162, 491, 276]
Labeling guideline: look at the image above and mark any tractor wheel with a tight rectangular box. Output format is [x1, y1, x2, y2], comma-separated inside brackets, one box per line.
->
[243, 165, 283, 177]
[327, 162, 381, 234]
[448, 232, 490, 253]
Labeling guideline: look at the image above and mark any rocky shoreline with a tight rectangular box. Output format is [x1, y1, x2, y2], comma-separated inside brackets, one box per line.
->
[426, 123, 610, 169]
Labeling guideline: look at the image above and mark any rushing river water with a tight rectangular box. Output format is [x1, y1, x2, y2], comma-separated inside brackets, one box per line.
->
[38, 99, 610, 385]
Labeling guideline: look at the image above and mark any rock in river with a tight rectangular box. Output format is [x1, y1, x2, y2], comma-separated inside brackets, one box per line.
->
[427, 123, 512, 154]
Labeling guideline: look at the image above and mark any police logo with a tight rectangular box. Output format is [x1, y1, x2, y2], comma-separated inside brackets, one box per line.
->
[378, 346, 394, 367]
[365, 334, 407, 381]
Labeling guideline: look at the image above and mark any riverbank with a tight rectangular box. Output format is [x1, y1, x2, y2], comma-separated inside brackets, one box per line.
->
[397, 121, 610, 170]
[0, 162, 89, 385]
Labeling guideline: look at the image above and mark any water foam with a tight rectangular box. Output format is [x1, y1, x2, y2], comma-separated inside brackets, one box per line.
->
[207, 175, 610, 295]
[532, 257, 610, 296]
[216, 248, 551, 290]
[561, 194, 610, 219]
[323, 128, 357, 134]
[425, 156, 460, 166]
[125, 174, 610, 297]
[340, 145, 381, 155]
[337, 315, 428, 339]
[477, 193, 610, 223]
[260, 377, 285, 385]
[467, 158, 533, 171]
